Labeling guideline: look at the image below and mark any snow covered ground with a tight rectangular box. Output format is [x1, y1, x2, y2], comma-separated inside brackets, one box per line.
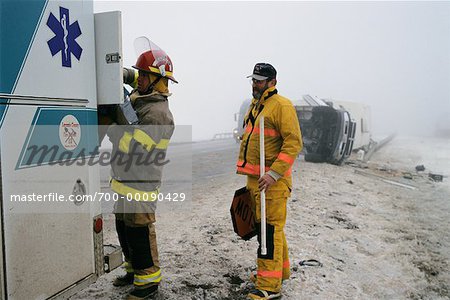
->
[70, 136, 450, 299]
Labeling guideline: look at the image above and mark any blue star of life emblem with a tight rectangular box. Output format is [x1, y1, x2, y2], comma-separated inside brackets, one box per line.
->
[47, 7, 82, 68]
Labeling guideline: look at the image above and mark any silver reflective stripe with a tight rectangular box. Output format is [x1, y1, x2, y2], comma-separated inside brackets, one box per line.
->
[0, 93, 89, 105]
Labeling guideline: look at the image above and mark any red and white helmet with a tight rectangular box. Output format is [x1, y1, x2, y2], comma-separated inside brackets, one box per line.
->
[133, 37, 178, 83]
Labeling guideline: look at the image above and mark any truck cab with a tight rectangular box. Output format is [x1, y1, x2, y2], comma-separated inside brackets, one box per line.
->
[295, 95, 356, 165]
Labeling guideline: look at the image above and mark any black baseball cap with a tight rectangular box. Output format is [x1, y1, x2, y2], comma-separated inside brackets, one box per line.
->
[247, 63, 277, 80]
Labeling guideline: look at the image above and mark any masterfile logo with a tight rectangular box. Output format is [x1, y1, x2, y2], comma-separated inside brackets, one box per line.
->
[47, 6, 82, 67]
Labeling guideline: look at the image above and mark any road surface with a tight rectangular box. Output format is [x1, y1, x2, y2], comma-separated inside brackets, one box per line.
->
[100, 138, 239, 213]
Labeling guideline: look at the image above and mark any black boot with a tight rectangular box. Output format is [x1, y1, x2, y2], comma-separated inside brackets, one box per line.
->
[113, 272, 134, 287]
[126, 285, 159, 299]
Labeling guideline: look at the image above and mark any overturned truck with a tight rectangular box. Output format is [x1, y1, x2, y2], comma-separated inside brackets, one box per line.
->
[295, 95, 369, 165]
[233, 95, 371, 166]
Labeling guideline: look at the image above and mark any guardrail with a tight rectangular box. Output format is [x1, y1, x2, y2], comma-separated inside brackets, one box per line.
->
[212, 132, 234, 140]
[363, 133, 397, 162]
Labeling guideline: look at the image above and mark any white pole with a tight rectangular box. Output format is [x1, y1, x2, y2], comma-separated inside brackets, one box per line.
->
[259, 116, 267, 256]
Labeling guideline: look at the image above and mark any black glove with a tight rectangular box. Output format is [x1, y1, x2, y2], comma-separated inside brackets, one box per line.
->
[123, 67, 136, 85]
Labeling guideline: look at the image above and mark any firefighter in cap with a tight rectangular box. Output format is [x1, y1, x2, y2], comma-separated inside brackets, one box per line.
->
[237, 63, 302, 299]
[108, 42, 176, 299]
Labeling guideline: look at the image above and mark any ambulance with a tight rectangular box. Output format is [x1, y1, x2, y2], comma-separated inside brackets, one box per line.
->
[0, 0, 123, 298]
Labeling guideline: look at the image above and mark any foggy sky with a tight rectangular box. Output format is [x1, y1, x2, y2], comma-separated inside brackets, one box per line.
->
[94, 1, 450, 141]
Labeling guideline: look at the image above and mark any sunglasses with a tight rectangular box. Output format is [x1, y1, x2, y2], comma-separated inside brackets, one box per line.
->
[250, 78, 269, 85]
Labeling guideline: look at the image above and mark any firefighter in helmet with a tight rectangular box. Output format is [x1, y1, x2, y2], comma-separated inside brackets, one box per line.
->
[108, 43, 176, 299]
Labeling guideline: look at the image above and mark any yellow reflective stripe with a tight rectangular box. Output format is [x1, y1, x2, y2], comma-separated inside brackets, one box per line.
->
[111, 179, 158, 201]
[133, 129, 169, 151]
[134, 269, 162, 286]
[148, 66, 173, 77]
[123, 261, 134, 273]
[118, 131, 133, 153]
[156, 138, 169, 149]
[133, 129, 156, 151]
